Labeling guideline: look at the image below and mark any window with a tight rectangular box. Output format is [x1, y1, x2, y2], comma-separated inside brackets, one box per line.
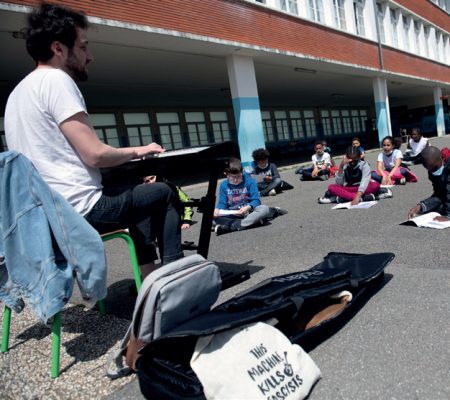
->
[303, 110, 317, 137]
[341, 110, 352, 133]
[414, 20, 421, 54]
[156, 112, 183, 150]
[333, 0, 346, 30]
[376, 2, 385, 43]
[90, 113, 120, 147]
[274, 111, 290, 140]
[402, 15, 410, 51]
[351, 110, 362, 133]
[320, 110, 333, 136]
[309, 0, 324, 23]
[390, 9, 398, 47]
[123, 112, 153, 146]
[261, 111, 275, 142]
[210, 111, 231, 143]
[331, 110, 343, 134]
[353, 0, 365, 36]
[289, 111, 305, 139]
[424, 26, 430, 57]
[280, 0, 299, 15]
[185, 112, 209, 146]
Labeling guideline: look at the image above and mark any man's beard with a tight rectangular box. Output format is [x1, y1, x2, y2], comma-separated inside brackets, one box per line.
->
[65, 51, 88, 82]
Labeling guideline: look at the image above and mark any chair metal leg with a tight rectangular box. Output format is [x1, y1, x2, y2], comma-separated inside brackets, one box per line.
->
[51, 312, 61, 378]
[101, 231, 142, 291]
[98, 299, 106, 315]
[1, 305, 11, 353]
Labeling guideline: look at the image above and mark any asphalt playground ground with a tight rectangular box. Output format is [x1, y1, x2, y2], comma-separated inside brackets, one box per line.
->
[1, 135, 449, 399]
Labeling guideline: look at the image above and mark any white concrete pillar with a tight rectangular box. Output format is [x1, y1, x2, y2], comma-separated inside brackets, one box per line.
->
[226, 55, 265, 171]
[433, 87, 446, 137]
[372, 77, 392, 144]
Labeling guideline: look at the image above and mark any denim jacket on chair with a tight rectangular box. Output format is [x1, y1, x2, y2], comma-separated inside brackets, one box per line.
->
[0, 151, 107, 322]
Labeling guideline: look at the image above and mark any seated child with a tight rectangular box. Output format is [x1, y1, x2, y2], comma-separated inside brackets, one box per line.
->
[213, 158, 270, 235]
[318, 145, 386, 204]
[322, 140, 336, 166]
[143, 175, 193, 230]
[298, 141, 331, 181]
[403, 128, 428, 165]
[250, 148, 283, 197]
[352, 137, 366, 160]
[371, 136, 417, 185]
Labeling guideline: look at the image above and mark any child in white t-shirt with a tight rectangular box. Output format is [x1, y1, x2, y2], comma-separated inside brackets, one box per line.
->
[371, 136, 415, 185]
[403, 128, 428, 165]
[298, 141, 331, 181]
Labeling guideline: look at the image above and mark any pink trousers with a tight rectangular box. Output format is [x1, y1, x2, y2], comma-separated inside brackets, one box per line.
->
[328, 182, 381, 201]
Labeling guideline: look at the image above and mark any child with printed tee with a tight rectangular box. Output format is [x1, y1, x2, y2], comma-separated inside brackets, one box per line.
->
[213, 158, 270, 235]
[250, 148, 282, 197]
[318, 146, 384, 204]
[351, 137, 366, 160]
[298, 141, 331, 181]
[371, 136, 417, 185]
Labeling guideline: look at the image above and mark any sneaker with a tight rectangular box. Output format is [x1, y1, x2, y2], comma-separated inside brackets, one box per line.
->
[268, 189, 277, 196]
[299, 175, 305, 181]
[274, 207, 288, 216]
[318, 196, 337, 204]
[319, 175, 329, 181]
[398, 177, 406, 185]
[362, 193, 376, 202]
[215, 224, 231, 236]
[336, 196, 346, 204]
[376, 188, 393, 199]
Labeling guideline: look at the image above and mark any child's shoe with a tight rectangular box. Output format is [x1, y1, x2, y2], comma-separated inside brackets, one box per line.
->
[268, 189, 277, 196]
[215, 225, 231, 236]
[362, 193, 376, 202]
[376, 188, 393, 199]
[398, 177, 406, 185]
[318, 195, 337, 204]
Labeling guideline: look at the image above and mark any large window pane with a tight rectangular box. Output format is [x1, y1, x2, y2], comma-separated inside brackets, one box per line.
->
[261, 111, 275, 142]
[185, 112, 209, 146]
[274, 110, 290, 140]
[124, 112, 152, 146]
[303, 110, 317, 137]
[157, 112, 182, 150]
[91, 113, 119, 146]
[289, 110, 304, 139]
[210, 111, 231, 143]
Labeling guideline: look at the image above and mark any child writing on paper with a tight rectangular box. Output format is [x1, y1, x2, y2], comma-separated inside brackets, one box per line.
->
[318, 146, 382, 205]
[213, 158, 270, 235]
[403, 128, 429, 166]
[250, 148, 282, 197]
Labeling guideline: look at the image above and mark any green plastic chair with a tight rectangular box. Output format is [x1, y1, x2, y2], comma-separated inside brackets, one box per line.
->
[1, 229, 141, 378]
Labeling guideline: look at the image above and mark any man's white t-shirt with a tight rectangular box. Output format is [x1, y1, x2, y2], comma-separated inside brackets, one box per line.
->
[409, 137, 428, 156]
[377, 149, 403, 169]
[312, 152, 331, 170]
[5, 68, 102, 215]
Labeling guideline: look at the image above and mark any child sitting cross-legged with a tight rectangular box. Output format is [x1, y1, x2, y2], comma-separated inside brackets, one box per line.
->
[318, 146, 389, 204]
[213, 158, 270, 236]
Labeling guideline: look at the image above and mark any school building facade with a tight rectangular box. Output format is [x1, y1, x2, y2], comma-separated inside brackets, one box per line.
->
[0, 0, 449, 168]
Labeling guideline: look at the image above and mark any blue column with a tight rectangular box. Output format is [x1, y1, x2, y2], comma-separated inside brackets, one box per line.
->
[226, 55, 265, 171]
[433, 87, 445, 137]
[372, 77, 392, 145]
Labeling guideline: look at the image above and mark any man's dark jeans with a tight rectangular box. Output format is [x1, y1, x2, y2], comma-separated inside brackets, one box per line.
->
[85, 182, 183, 265]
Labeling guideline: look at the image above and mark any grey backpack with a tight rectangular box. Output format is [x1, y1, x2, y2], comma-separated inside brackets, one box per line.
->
[107, 254, 222, 378]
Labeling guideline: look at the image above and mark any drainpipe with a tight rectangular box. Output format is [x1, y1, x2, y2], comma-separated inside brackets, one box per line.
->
[372, 0, 385, 70]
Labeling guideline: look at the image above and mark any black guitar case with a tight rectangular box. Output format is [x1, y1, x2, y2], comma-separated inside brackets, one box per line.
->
[136, 252, 394, 399]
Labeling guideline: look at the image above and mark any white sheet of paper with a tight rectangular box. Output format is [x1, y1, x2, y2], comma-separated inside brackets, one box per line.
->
[332, 201, 378, 210]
